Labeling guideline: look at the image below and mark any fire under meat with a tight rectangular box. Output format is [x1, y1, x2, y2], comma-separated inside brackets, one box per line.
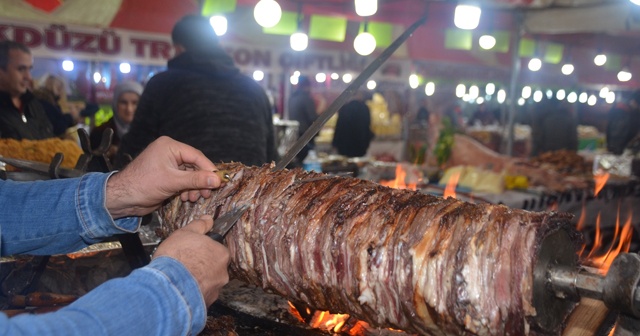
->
[159, 163, 579, 335]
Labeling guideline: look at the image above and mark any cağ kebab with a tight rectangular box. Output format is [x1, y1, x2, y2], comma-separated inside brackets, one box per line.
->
[159, 162, 580, 335]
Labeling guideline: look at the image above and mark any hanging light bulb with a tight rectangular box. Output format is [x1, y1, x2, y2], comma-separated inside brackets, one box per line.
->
[425, 82, 435, 96]
[366, 80, 376, 90]
[119, 62, 131, 74]
[617, 69, 632, 82]
[290, 32, 308, 51]
[567, 92, 578, 103]
[93, 72, 102, 84]
[290, 75, 299, 85]
[528, 57, 542, 71]
[342, 73, 353, 83]
[518, 98, 525, 106]
[556, 89, 566, 101]
[355, 0, 377, 17]
[578, 92, 588, 103]
[606, 91, 616, 104]
[454, 4, 481, 30]
[594, 53, 607, 66]
[456, 84, 466, 98]
[469, 85, 479, 99]
[497, 89, 506, 104]
[330, 73, 339, 80]
[254, 0, 282, 28]
[599, 87, 609, 98]
[354, 31, 376, 56]
[62, 60, 74, 71]
[476, 97, 485, 104]
[587, 95, 597, 106]
[478, 35, 496, 50]
[409, 74, 419, 89]
[522, 86, 532, 99]
[533, 90, 543, 102]
[546, 89, 553, 99]
[253, 70, 265, 81]
[209, 15, 227, 36]
[561, 63, 574, 75]
[315, 73, 326, 83]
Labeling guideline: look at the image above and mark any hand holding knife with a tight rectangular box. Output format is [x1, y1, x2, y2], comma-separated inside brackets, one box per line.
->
[208, 205, 249, 243]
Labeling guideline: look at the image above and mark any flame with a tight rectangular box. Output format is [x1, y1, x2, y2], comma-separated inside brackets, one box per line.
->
[310, 311, 350, 333]
[576, 202, 586, 231]
[380, 164, 417, 190]
[288, 301, 305, 323]
[581, 206, 634, 274]
[443, 171, 461, 199]
[593, 173, 610, 197]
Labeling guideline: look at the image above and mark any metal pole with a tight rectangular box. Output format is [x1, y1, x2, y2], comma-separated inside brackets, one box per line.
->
[506, 11, 523, 156]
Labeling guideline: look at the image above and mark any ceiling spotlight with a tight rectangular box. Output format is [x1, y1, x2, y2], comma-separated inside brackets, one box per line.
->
[594, 53, 607, 66]
[367, 80, 377, 90]
[209, 15, 228, 36]
[528, 58, 542, 72]
[561, 64, 574, 75]
[425, 82, 435, 96]
[290, 32, 308, 51]
[454, 4, 481, 30]
[355, 0, 378, 17]
[617, 69, 632, 82]
[478, 35, 496, 50]
[254, 0, 282, 28]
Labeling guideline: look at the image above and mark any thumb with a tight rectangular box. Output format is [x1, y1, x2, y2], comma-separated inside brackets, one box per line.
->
[175, 170, 221, 191]
[181, 215, 214, 234]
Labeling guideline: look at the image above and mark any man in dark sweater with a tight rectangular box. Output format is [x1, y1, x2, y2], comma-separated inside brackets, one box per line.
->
[0, 41, 54, 140]
[117, 15, 276, 167]
[332, 91, 374, 157]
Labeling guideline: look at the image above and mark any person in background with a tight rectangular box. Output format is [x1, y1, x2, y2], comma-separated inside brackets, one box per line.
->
[332, 90, 374, 157]
[91, 81, 143, 160]
[0, 41, 53, 140]
[0, 136, 229, 335]
[288, 75, 318, 163]
[531, 97, 578, 156]
[606, 90, 640, 155]
[33, 74, 81, 138]
[467, 103, 497, 127]
[118, 15, 276, 168]
[416, 97, 430, 125]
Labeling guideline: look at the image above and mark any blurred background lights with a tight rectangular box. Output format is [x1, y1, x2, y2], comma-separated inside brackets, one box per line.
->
[561, 64, 574, 75]
[253, 70, 264, 81]
[606, 91, 616, 104]
[330, 73, 339, 80]
[478, 35, 496, 50]
[93, 72, 102, 84]
[425, 82, 435, 96]
[290, 75, 299, 85]
[594, 54, 607, 66]
[476, 97, 485, 104]
[485, 82, 495, 95]
[579, 92, 588, 103]
[599, 87, 609, 98]
[315, 73, 326, 83]
[546, 89, 553, 99]
[366, 80, 377, 90]
[518, 97, 525, 106]
[290, 32, 308, 51]
[587, 94, 597, 106]
[254, 0, 282, 28]
[617, 70, 632, 82]
[353, 32, 376, 56]
[119, 62, 131, 74]
[528, 58, 542, 71]
[454, 5, 481, 30]
[409, 74, 419, 89]
[355, 0, 378, 16]
[455, 84, 466, 98]
[62, 60, 74, 72]
[209, 15, 227, 36]
[293, 70, 300, 77]
[522, 86, 532, 99]
[342, 73, 353, 83]
[567, 92, 578, 103]
[556, 89, 566, 101]
[533, 90, 543, 102]
[497, 89, 506, 104]
[469, 85, 479, 99]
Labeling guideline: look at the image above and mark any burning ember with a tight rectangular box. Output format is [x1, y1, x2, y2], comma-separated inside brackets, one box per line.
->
[593, 172, 610, 197]
[379, 164, 417, 190]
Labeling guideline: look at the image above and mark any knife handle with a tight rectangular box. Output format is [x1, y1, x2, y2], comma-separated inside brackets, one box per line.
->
[208, 232, 224, 243]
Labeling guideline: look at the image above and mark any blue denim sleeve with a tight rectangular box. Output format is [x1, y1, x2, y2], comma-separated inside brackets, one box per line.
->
[0, 257, 207, 336]
[0, 173, 140, 256]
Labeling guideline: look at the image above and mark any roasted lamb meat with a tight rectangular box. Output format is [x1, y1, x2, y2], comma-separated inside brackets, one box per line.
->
[159, 163, 578, 335]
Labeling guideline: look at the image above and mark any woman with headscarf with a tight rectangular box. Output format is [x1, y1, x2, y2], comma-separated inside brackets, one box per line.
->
[90, 81, 143, 161]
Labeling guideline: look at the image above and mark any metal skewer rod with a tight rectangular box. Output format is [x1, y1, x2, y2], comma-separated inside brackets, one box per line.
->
[273, 12, 428, 172]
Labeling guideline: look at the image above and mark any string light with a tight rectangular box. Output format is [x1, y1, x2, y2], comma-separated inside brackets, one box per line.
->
[254, 0, 282, 28]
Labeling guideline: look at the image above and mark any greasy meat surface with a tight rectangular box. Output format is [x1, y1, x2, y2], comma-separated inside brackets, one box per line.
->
[159, 163, 576, 335]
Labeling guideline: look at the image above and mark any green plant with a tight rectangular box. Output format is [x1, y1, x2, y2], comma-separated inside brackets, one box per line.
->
[434, 117, 455, 167]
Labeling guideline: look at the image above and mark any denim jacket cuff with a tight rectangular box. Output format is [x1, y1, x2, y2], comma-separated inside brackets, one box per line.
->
[148, 256, 207, 333]
[76, 172, 141, 242]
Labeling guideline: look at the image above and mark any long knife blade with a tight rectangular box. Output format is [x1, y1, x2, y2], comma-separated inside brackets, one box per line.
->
[273, 12, 428, 172]
[0, 156, 84, 178]
[208, 205, 249, 243]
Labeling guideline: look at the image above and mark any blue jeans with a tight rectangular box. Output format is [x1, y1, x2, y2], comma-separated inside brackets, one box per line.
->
[0, 174, 206, 335]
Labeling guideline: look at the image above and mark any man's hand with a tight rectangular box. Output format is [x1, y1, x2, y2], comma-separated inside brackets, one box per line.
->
[153, 215, 230, 306]
[105, 136, 221, 219]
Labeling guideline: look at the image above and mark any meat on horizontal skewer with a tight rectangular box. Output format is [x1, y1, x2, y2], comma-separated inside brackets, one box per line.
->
[159, 162, 578, 335]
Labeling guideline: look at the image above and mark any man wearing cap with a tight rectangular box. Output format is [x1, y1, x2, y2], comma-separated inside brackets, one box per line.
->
[117, 15, 277, 167]
[0, 41, 54, 140]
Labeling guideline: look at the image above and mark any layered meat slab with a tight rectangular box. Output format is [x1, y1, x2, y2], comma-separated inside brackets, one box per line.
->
[159, 163, 576, 335]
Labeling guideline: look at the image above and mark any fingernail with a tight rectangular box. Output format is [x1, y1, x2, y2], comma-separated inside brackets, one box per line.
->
[207, 177, 213, 186]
